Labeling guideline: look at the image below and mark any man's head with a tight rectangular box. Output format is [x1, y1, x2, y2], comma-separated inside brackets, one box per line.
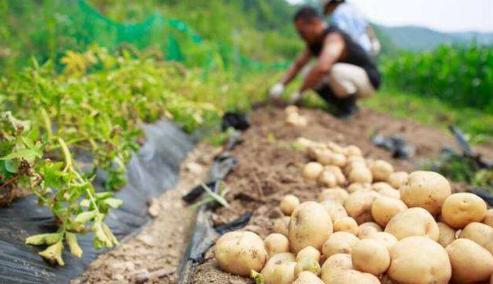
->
[323, 0, 345, 16]
[293, 6, 326, 45]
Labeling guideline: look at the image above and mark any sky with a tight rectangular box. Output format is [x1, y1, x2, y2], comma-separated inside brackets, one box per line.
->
[287, 0, 493, 33]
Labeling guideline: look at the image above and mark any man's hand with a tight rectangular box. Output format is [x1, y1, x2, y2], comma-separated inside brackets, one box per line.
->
[289, 91, 303, 106]
[269, 83, 285, 99]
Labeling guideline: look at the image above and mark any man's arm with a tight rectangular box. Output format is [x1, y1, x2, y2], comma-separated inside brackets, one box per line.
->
[280, 49, 311, 86]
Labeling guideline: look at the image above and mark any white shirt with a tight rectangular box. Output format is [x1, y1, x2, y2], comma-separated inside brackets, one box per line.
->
[330, 3, 372, 53]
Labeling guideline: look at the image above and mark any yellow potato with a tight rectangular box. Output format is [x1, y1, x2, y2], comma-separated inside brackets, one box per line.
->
[303, 162, 324, 180]
[349, 167, 373, 184]
[347, 183, 372, 193]
[385, 208, 439, 241]
[285, 105, 299, 114]
[316, 149, 334, 165]
[358, 222, 383, 239]
[344, 191, 379, 224]
[371, 196, 408, 227]
[264, 233, 289, 257]
[352, 239, 390, 276]
[320, 254, 353, 283]
[388, 171, 408, 189]
[437, 222, 456, 247]
[485, 209, 493, 227]
[344, 145, 362, 157]
[273, 217, 290, 237]
[322, 232, 359, 258]
[325, 166, 347, 185]
[388, 236, 451, 284]
[307, 144, 328, 160]
[441, 192, 488, 229]
[459, 222, 493, 254]
[296, 246, 321, 262]
[318, 188, 349, 205]
[321, 199, 348, 222]
[323, 269, 381, 284]
[318, 170, 338, 187]
[330, 153, 347, 167]
[289, 202, 333, 253]
[287, 112, 308, 127]
[293, 271, 325, 284]
[294, 256, 321, 278]
[261, 252, 296, 282]
[362, 232, 398, 250]
[214, 231, 268, 276]
[327, 142, 344, 154]
[446, 238, 493, 283]
[370, 160, 394, 181]
[372, 182, 400, 199]
[280, 195, 300, 216]
[333, 217, 359, 235]
[265, 261, 297, 284]
[400, 171, 451, 216]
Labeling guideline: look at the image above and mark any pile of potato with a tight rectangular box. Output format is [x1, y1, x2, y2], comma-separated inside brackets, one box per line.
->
[214, 137, 493, 284]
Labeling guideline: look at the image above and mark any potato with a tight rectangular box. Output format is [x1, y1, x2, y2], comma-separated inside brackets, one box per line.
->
[303, 162, 324, 180]
[388, 171, 408, 189]
[214, 231, 268, 276]
[330, 153, 347, 167]
[325, 166, 346, 185]
[318, 170, 338, 187]
[316, 149, 334, 165]
[358, 222, 383, 239]
[265, 261, 297, 284]
[264, 233, 289, 257]
[347, 183, 372, 193]
[372, 182, 400, 199]
[352, 239, 390, 276]
[321, 200, 348, 222]
[362, 232, 397, 250]
[289, 202, 333, 253]
[293, 271, 325, 284]
[294, 256, 321, 278]
[485, 209, 493, 227]
[446, 239, 493, 283]
[441, 192, 488, 229]
[437, 222, 456, 247]
[322, 232, 359, 258]
[371, 196, 408, 227]
[400, 171, 451, 216]
[459, 222, 493, 254]
[287, 112, 308, 127]
[280, 195, 300, 216]
[307, 144, 327, 160]
[344, 145, 362, 157]
[344, 191, 378, 224]
[318, 188, 348, 205]
[296, 246, 321, 262]
[385, 208, 439, 241]
[261, 253, 296, 282]
[320, 254, 353, 283]
[333, 217, 359, 235]
[388, 236, 451, 284]
[273, 217, 290, 237]
[285, 105, 299, 114]
[323, 269, 381, 284]
[327, 142, 344, 154]
[370, 160, 394, 181]
[349, 167, 373, 184]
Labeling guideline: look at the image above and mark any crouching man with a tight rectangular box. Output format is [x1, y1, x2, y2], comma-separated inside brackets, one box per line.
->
[269, 6, 381, 118]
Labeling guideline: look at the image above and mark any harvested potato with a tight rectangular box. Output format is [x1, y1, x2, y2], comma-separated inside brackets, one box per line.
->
[348, 167, 373, 184]
[330, 153, 347, 167]
[333, 217, 359, 235]
[371, 196, 408, 227]
[295, 137, 317, 151]
[316, 149, 333, 165]
[285, 105, 299, 114]
[388, 172, 408, 189]
[321, 199, 348, 222]
[264, 233, 289, 257]
[485, 209, 493, 227]
[459, 222, 493, 254]
[325, 166, 346, 185]
[371, 160, 394, 181]
[347, 183, 372, 193]
[327, 142, 344, 154]
[318, 188, 349, 205]
[437, 222, 456, 247]
[441, 192, 488, 229]
[303, 162, 324, 180]
[400, 171, 451, 216]
[344, 191, 378, 224]
[319, 170, 338, 187]
[261, 252, 296, 282]
[372, 182, 400, 199]
[358, 222, 383, 239]
[446, 238, 493, 283]
[296, 246, 321, 262]
[293, 271, 325, 284]
[214, 231, 268, 276]
[323, 269, 381, 284]
[322, 232, 359, 258]
[280, 195, 300, 216]
[287, 112, 308, 127]
[352, 239, 390, 276]
[273, 217, 291, 237]
[362, 232, 397, 250]
[294, 256, 321, 278]
[344, 145, 362, 157]
[388, 236, 451, 284]
[307, 144, 327, 160]
[264, 261, 297, 284]
[320, 254, 354, 283]
[289, 202, 333, 253]
[385, 208, 439, 241]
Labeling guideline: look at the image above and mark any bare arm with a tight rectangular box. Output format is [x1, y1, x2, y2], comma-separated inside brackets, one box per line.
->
[280, 49, 311, 86]
[299, 33, 345, 93]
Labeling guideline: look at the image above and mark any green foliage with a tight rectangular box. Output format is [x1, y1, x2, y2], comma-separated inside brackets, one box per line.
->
[382, 45, 493, 112]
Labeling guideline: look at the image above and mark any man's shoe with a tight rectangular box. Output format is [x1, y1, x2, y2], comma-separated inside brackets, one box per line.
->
[333, 95, 359, 119]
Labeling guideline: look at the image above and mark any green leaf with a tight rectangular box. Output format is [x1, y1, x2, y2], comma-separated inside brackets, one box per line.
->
[0, 148, 41, 162]
[25, 233, 62, 246]
[66, 233, 83, 258]
[4, 159, 18, 174]
[74, 210, 97, 224]
[38, 241, 65, 266]
[104, 198, 123, 208]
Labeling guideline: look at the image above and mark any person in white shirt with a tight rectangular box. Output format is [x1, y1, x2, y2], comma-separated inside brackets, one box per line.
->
[322, 0, 381, 56]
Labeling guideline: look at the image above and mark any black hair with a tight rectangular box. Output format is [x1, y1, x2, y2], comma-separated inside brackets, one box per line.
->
[293, 6, 322, 23]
